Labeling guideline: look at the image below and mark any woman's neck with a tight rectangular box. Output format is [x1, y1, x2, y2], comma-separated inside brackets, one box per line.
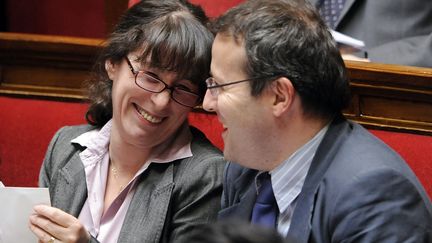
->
[108, 127, 152, 175]
[108, 121, 187, 174]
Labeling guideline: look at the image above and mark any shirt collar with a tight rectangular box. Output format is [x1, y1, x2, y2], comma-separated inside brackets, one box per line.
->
[71, 119, 193, 166]
[268, 124, 329, 213]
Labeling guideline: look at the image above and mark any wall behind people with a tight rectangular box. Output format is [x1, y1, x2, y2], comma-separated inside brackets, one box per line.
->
[182, 0, 244, 17]
[5, 0, 106, 38]
[129, 0, 244, 17]
[5, 0, 431, 67]
[4, 0, 244, 38]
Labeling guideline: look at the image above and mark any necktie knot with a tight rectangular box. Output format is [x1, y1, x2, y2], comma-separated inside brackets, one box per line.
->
[255, 173, 276, 205]
[251, 173, 279, 228]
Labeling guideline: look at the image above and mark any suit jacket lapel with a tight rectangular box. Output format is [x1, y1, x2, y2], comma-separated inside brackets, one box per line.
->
[287, 116, 351, 243]
[218, 168, 258, 221]
[218, 185, 256, 220]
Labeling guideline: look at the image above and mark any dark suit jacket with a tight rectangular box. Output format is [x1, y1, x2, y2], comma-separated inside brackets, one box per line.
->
[40, 125, 225, 243]
[309, 0, 432, 67]
[219, 116, 432, 243]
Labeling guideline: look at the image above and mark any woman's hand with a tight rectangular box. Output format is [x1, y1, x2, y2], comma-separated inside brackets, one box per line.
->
[29, 205, 90, 243]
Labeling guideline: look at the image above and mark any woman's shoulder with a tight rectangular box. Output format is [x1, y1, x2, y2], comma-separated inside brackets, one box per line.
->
[47, 124, 96, 153]
[54, 124, 96, 139]
[173, 126, 225, 175]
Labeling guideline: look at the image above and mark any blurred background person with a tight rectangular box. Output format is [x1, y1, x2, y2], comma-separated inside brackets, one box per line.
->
[312, 0, 432, 67]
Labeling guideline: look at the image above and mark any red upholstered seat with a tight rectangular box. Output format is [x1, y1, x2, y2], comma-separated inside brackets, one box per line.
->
[0, 96, 88, 187]
[370, 129, 432, 198]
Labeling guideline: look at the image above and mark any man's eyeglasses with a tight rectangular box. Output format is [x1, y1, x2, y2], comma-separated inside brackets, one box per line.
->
[125, 57, 200, 108]
[205, 76, 276, 96]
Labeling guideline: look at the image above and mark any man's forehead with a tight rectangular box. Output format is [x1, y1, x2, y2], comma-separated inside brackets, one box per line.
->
[210, 36, 249, 82]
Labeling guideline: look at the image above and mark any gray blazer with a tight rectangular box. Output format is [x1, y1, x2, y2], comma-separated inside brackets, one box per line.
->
[309, 0, 432, 67]
[219, 116, 432, 242]
[39, 125, 225, 243]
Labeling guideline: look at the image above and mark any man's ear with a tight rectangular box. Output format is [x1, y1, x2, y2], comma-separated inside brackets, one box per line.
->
[105, 59, 116, 80]
[271, 77, 295, 117]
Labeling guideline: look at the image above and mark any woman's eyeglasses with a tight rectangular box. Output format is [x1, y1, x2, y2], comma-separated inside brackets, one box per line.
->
[125, 57, 200, 108]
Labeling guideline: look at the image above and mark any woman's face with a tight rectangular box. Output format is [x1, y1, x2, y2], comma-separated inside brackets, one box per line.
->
[106, 53, 197, 148]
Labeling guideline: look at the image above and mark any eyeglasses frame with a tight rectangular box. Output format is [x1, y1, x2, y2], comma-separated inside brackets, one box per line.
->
[205, 75, 277, 96]
[124, 57, 201, 108]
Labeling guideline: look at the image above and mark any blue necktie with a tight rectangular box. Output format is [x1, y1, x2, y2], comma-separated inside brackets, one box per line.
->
[319, 0, 347, 29]
[251, 173, 279, 228]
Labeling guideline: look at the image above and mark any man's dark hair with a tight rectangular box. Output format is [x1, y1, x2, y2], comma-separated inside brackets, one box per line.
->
[212, 0, 350, 119]
[86, 0, 213, 127]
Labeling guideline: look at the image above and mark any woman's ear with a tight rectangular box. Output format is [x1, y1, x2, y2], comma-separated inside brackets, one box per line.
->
[105, 59, 116, 80]
[271, 77, 295, 117]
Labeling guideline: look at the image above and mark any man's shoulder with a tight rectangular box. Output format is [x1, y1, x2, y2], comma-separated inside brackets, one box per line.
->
[337, 121, 406, 164]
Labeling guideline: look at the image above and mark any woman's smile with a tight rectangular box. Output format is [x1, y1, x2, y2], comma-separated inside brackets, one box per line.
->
[133, 103, 164, 124]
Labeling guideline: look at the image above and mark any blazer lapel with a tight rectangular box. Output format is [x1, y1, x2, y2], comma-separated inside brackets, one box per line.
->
[118, 163, 175, 242]
[287, 116, 351, 243]
[53, 151, 87, 217]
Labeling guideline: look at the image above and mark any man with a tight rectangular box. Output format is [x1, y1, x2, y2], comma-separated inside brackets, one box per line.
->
[202, 0, 432, 242]
[312, 0, 432, 67]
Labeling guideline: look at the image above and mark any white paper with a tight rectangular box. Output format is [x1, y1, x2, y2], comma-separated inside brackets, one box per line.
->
[0, 186, 50, 243]
[331, 30, 365, 50]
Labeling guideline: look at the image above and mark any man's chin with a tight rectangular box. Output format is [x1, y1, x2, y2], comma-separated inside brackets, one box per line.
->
[222, 148, 236, 163]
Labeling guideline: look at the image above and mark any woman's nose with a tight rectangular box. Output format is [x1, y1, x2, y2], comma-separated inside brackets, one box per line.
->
[151, 89, 171, 108]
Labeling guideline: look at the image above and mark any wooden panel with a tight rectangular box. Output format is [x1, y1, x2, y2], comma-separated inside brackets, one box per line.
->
[1, 33, 431, 135]
[344, 61, 432, 135]
[0, 32, 103, 100]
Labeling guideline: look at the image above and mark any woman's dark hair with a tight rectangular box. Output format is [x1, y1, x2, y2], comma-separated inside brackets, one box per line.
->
[212, 0, 350, 120]
[86, 0, 213, 127]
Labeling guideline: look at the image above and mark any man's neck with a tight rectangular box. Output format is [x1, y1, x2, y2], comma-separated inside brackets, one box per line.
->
[265, 115, 330, 171]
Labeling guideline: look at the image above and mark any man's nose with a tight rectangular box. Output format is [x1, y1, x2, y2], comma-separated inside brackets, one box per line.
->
[202, 89, 216, 112]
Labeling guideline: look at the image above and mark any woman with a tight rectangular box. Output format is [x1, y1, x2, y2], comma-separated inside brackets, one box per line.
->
[29, 1, 225, 242]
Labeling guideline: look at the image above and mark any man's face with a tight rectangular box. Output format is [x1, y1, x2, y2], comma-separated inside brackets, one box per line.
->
[203, 34, 275, 170]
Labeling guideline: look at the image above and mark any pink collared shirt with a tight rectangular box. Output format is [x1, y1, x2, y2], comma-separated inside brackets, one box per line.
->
[71, 120, 193, 243]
